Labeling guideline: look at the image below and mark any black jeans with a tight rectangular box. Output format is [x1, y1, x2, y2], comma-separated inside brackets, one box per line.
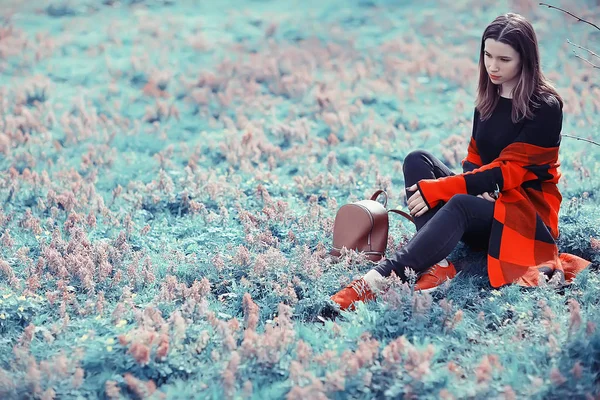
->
[374, 150, 494, 279]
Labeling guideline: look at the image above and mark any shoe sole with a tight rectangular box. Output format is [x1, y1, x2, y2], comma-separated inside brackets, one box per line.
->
[415, 271, 461, 294]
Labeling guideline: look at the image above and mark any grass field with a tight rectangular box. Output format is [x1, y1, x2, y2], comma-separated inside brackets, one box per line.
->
[0, 0, 599, 398]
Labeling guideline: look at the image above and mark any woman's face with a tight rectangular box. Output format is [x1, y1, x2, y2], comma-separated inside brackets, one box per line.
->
[483, 39, 522, 95]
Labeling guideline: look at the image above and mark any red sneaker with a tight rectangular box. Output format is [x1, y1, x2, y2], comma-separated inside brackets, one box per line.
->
[414, 261, 457, 293]
[330, 278, 377, 311]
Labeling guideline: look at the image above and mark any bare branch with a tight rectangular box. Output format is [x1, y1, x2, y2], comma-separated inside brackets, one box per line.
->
[539, 3, 600, 31]
[536, 4, 599, 144]
[571, 51, 600, 69]
[562, 134, 600, 147]
[567, 39, 600, 60]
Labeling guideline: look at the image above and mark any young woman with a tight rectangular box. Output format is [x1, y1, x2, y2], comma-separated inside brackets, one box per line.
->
[331, 13, 591, 311]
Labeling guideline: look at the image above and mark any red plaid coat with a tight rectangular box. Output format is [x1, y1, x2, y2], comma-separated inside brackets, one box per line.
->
[417, 130, 591, 288]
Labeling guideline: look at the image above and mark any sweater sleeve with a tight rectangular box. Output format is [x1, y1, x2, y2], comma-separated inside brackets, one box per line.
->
[462, 109, 482, 173]
[417, 97, 562, 209]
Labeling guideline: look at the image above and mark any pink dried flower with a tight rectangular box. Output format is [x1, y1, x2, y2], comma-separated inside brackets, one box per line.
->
[112, 270, 123, 286]
[123, 214, 134, 236]
[474, 355, 494, 383]
[62, 312, 70, 329]
[242, 293, 259, 331]
[324, 369, 346, 392]
[155, 334, 169, 361]
[191, 277, 211, 300]
[291, 351, 317, 380]
[326, 152, 337, 171]
[331, 322, 342, 337]
[0, 259, 15, 281]
[140, 224, 151, 235]
[142, 306, 165, 328]
[550, 367, 567, 385]
[222, 351, 241, 394]
[86, 212, 96, 228]
[513, 320, 527, 341]
[41, 330, 54, 344]
[37, 198, 46, 213]
[542, 304, 555, 320]
[223, 333, 237, 351]
[1, 230, 13, 248]
[447, 310, 464, 331]
[253, 254, 268, 276]
[98, 259, 112, 283]
[124, 373, 156, 399]
[439, 389, 455, 400]
[227, 318, 241, 334]
[439, 298, 453, 314]
[195, 330, 210, 354]
[354, 337, 380, 369]
[242, 380, 253, 398]
[382, 336, 407, 367]
[255, 184, 272, 204]
[25, 358, 42, 396]
[404, 346, 433, 381]
[211, 253, 225, 272]
[20, 323, 35, 348]
[446, 361, 464, 378]
[56, 191, 77, 214]
[412, 291, 433, 316]
[169, 311, 186, 346]
[105, 380, 121, 399]
[72, 367, 84, 388]
[41, 387, 55, 400]
[129, 342, 151, 366]
[25, 274, 39, 292]
[19, 209, 42, 235]
[234, 245, 251, 266]
[547, 334, 560, 357]
[567, 298, 582, 333]
[111, 303, 126, 323]
[118, 334, 129, 346]
[587, 321, 596, 336]
[141, 256, 156, 285]
[312, 350, 337, 367]
[21, 169, 35, 184]
[47, 353, 69, 378]
[286, 378, 328, 400]
[295, 340, 312, 365]
[0, 133, 9, 154]
[571, 361, 583, 379]
[477, 311, 485, 323]
[221, 369, 235, 399]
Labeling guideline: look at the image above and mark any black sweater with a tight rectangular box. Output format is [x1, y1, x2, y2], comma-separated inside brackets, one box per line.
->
[463, 96, 563, 174]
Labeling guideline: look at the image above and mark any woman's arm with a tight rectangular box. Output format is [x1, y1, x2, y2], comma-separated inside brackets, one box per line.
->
[462, 136, 483, 173]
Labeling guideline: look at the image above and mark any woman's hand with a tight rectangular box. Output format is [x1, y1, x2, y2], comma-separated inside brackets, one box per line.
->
[477, 192, 498, 202]
[407, 184, 429, 217]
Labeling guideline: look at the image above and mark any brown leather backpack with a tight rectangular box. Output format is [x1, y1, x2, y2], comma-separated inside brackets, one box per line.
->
[330, 190, 414, 261]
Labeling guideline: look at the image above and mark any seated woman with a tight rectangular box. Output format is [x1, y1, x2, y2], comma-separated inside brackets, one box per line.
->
[331, 12, 591, 311]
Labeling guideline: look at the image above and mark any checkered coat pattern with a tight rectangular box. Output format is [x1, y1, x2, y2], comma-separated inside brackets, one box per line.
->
[416, 135, 591, 288]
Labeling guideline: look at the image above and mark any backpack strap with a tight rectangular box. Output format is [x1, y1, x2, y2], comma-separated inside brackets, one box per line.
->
[371, 190, 414, 223]
[370, 190, 388, 207]
[388, 209, 414, 223]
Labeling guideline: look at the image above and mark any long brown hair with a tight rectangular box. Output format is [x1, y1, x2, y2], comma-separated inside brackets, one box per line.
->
[476, 13, 563, 123]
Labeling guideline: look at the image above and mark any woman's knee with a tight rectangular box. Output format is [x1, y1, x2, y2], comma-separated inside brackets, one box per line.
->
[403, 149, 432, 173]
[445, 194, 494, 218]
[445, 194, 475, 210]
